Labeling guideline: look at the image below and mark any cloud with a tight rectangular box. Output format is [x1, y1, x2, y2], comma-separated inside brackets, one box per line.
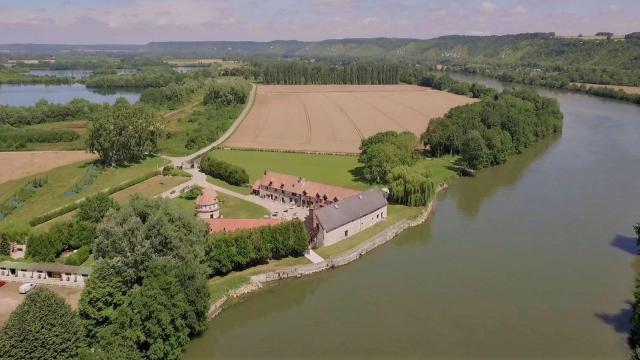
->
[0, 0, 639, 43]
[511, 5, 527, 15]
[480, 2, 497, 14]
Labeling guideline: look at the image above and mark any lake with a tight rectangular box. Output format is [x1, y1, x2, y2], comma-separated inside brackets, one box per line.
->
[184, 74, 640, 359]
[27, 68, 136, 79]
[0, 84, 141, 106]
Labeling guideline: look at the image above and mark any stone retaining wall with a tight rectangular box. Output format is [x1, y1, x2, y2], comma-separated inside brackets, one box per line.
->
[207, 185, 446, 319]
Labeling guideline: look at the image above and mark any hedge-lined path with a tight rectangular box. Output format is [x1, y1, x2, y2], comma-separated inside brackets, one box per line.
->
[163, 84, 257, 167]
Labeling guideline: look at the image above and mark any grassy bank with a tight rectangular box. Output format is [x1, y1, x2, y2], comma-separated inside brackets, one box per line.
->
[208, 256, 310, 303]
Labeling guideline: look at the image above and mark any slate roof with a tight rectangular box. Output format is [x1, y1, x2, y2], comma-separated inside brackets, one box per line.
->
[314, 188, 388, 232]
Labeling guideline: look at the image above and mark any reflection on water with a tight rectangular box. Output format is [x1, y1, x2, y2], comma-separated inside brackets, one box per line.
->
[0, 83, 141, 106]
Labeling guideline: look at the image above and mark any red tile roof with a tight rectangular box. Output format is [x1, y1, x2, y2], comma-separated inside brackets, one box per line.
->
[204, 218, 284, 233]
[252, 171, 359, 202]
[196, 187, 218, 206]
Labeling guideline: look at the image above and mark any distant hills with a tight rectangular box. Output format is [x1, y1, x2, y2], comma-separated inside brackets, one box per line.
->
[2, 33, 639, 69]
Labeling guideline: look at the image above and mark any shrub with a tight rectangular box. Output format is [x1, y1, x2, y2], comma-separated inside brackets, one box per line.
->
[64, 245, 91, 266]
[199, 154, 249, 186]
[180, 185, 203, 200]
[358, 131, 418, 183]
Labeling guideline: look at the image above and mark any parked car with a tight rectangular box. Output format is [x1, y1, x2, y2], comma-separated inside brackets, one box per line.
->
[19, 282, 36, 294]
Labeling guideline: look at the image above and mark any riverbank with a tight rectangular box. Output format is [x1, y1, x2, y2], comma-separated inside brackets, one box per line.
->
[206, 184, 447, 319]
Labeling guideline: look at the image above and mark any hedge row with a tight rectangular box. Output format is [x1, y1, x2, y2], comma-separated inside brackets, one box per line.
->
[29, 170, 160, 226]
[205, 219, 308, 276]
[199, 154, 249, 186]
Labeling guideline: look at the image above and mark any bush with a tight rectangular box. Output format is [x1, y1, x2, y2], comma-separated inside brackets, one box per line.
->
[64, 245, 91, 266]
[180, 185, 203, 200]
[0, 287, 83, 360]
[0, 177, 47, 218]
[199, 154, 249, 186]
[205, 219, 308, 276]
[26, 220, 96, 262]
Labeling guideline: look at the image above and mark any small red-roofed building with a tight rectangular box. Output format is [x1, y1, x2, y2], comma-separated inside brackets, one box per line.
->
[195, 187, 220, 219]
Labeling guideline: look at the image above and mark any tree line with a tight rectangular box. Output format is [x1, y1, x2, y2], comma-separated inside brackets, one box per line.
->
[252, 61, 401, 85]
[0, 98, 97, 126]
[84, 67, 179, 88]
[422, 88, 563, 170]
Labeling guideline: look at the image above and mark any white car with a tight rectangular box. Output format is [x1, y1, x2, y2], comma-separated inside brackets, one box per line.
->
[19, 282, 36, 294]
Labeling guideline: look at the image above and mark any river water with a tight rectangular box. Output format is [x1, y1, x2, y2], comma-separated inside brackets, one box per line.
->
[184, 74, 640, 359]
[0, 84, 140, 106]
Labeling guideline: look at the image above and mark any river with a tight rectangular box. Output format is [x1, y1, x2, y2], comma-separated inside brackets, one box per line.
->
[184, 74, 640, 359]
[0, 83, 140, 106]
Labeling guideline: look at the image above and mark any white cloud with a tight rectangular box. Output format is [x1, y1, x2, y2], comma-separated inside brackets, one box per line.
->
[480, 1, 496, 13]
[511, 5, 526, 15]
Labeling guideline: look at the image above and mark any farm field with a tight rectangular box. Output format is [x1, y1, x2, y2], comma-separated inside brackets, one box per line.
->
[224, 85, 476, 153]
[572, 82, 640, 95]
[0, 151, 97, 185]
[0, 157, 165, 224]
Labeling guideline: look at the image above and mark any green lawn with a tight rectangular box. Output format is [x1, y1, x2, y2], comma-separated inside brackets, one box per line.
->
[110, 175, 190, 204]
[411, 155, 458, 185]
[172, 192, 269, 219]
[207, 176, 251, 195]
[207, 149, 370, 190]
[315, 205, 424, 259]
[0, 157, 166, 224]
[208, 256, 310, 303]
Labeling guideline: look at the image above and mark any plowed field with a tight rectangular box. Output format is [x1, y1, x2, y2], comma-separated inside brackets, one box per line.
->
[224, 85, 477, 153]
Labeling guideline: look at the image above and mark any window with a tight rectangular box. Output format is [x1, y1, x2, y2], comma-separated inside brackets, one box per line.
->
[377, 214, 379, 219]
[344, 230, 349, 237]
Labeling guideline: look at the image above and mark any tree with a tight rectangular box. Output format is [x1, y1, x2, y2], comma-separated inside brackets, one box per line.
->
[77, 192, 119, 224]
[460, 130, 489, 170]
[0, 287, 83, 360]
[104, 260, 191, 360]
[199, 154, 249, 186]
[358, 131, 418, 183]
[86, 101, 162, 166]
[388, 166, 435, 206]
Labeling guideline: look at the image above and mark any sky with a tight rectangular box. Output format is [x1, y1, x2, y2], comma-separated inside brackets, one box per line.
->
[0, 0, 639, 44]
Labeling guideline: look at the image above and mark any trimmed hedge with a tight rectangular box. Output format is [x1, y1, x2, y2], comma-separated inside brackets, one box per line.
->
[205, 219, 308, 276]
[199, 154, 249, 186]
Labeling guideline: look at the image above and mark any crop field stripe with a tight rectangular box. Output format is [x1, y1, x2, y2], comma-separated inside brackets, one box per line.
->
[296, 94, 312, 144]
[350, 92, 408, 132]
[321, 93, 364, 140]
[381, 92, 433, 118]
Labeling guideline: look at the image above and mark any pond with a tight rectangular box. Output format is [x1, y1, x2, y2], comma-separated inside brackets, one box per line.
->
[184, 74, 640, 358]
[0, 84, 141, 106]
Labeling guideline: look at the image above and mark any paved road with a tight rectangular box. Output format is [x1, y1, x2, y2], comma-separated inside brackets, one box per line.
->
[164, 84, 257, 167]
[160, 166, 308, 221]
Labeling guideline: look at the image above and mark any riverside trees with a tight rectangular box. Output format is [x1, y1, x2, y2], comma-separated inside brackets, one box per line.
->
[422, 88, 563, 170]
